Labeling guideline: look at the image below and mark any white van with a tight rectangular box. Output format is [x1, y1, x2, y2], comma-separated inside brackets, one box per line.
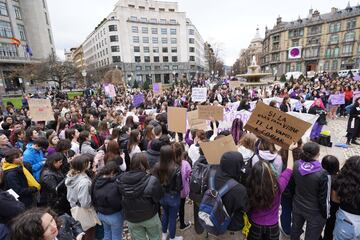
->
[285, 72, 303, 80]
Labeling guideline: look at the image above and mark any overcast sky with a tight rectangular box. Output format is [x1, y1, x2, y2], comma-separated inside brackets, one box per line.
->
[47, 0, 349, 65]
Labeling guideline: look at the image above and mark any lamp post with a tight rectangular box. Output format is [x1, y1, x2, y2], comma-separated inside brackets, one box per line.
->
[172, 71, 176, 84]
[81, 70, 87, 88]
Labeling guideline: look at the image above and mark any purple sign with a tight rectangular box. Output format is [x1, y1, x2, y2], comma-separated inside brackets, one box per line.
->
[329, 94, 345, 105]
[133, 94, 144, 107]
[153, 83, 161, 94]
[353, 76, 360, 81]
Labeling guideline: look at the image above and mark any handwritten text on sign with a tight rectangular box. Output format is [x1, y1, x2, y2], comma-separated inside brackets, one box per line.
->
[28, 99, 55, 122]
[191, 88, 207, 102]
[244, 102, 311, 148]
[198, 105, 224, 121]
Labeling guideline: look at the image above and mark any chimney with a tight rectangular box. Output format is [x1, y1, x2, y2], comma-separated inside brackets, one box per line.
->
[276, 15, 282, 25]
[312, 10, 320, 17]
[331, 7, 338, 13]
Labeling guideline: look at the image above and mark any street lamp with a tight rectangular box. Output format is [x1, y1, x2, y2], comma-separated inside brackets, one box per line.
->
[81, 70, 87, 88]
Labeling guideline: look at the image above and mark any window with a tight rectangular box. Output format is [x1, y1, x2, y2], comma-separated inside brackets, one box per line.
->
[0, 2, 8, 16]
[332, 60, 338, 70]
[112, 56, 121, 63]
[358, 43, 360, 53]
[17, 24, 26, 40]
[144, 46, 150, 53]
[291, 39, 299, 47]
[170, 29, 176, 35]
[151, 28, 158, 34]
[324, 61, 330, 71]
[307, 37, 320, 45]
[154, 56, 159, 62]
[139, 6, 145, 9]
[152, 37, 158, 44]
[171, 38, 177, 44]
[130, 16, 137, 21]
[189, 56, 195, 61]
[142, 37, 149, 43]
[153, 47, 159, 53]
[159, 8, 165, 12]
[161, 38, 167, 44]
[189, 38, 195, 44]
[110, 35, 119, 42]
[329, 34, 339, 44]
[171, 47, 177, 53]
[160, 19, 166, 24]
[162, 47, 168, 53]
[344, 32, 355, 42]
[48, 29, 52, 44]
[133, 46, 140, 52]
[0, 21, 12, 38]
[14, 6, 21, 19]
[347, 18, 356, 30]
[135, 56, 141, 62]
[155, 67, 161, 71]
[150, 18, 157, 23]
[145, 66, 151, 71]
[163, 56, 168, 62]
[342, 44, 353, 54]
[329, 22, 341, 33]
[136, 66, 142, 71]
[140, 17, 147, 22]
[325, 48, 331, 58]
[304, 47, 319, 58]
[133, 36, 139, 43]
[161, 28, 167, 34]
[144, 56, 150, 62]
[0, 43, 17, 57]
[333, 47, 339, 57]
[308, 25, 322, 35]
[128, 4, 135, 8]
[164, 65, 169, 70]
[172, 56, 178, 62]
[132, 26, 138, 33]
[189, 47, 195, 52]
[172, 65, 178, 70]
[169, 9, 175, 12]
[189, 29, 195, 35]
[288, 28, 304, 38]
[142, 27, 148, 34]
[149, 7, 155, 11]
[170, 19, 176, 24]
[109, 25, 117, 31]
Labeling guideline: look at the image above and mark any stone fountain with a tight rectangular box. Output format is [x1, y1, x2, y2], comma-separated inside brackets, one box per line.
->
[237, 56, 272, 86]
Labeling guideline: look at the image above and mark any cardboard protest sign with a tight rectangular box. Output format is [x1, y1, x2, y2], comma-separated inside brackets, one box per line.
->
[28, 99, 55, 122]
[168, 107, 187, 133]
[198, 105, 224, 121]
[187, 110, 208, 130]
[229, 81, 241, 90]
[133, 94, 144, 107]
[329, 94, 345, 105]
[199, 135, 237, 164]
[244, 102, 311, 148]
[153, 83, 162, 95]
[191, 88, 207, 102]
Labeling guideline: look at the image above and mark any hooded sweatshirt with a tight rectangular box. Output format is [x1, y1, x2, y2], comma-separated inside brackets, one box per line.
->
[65, 173, 92, 208]
[214, 151, 249, 231]
[238, 146, 254, 162]
[23, 146, 45, 181]
[252, 150, 283, 177]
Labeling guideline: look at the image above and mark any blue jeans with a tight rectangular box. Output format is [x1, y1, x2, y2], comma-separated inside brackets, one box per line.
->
[160, 192, 180, 239]
[98, 211, 124, 240]
[333, 209, 360, 240]
[280, 195, 292, 235]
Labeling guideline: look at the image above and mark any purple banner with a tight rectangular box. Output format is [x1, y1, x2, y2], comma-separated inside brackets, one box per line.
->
[133, 94, 144, 107]
[330, 94, 345, 105]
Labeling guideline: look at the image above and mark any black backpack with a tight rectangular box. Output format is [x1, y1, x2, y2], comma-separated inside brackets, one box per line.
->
[119, 139, 130, 171]
[189, 161, 210, 203]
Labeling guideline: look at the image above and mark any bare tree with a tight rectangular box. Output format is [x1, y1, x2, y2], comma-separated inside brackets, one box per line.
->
[205, 41, 225, 76]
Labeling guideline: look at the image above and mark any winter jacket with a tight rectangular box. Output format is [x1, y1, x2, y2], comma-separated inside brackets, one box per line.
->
[57, 214, 84, 240]
[3, 166, 37, 208]
[23, 146, 45, 181]
[92, 176, 122, 215]
[309, 106, 327, 125]
[146, 149, 160, 169]
[65, 173, 92, 208]
[40, 168, 69, 214]
[80, 141, 97, 156]
[153, 165, 182, 194]
[0, 190, 25, 224]
[252, 150, 283, 177]
[214, 151, 248, 231]
[291, 160, 328, 218]
[117, 171, 163, 223]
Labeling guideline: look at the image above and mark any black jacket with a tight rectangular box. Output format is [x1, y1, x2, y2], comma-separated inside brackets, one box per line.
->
[117, 171, 163, 223]
[280, 103, 291, 112]
[291, 160, 328, 218]
[347, 105, 360, 136]
[214, 152, 248, 231]
[92, 176, 122, 215]
[57, 214, 83, 240]
[153, 166, 182, 194]
[309, 106, 327, 125]
[40, 168, 69, 215]
[146, 149, 160, 169]
[0, 190, 25, 224]
[3, 166, 37, 208]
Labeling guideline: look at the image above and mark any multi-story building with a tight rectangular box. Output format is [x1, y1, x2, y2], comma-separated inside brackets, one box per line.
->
[261, 3, 360, 76]
[81, 0, 206, 84]
[0, 0, 55, 91]
[72, 46, 85, 70]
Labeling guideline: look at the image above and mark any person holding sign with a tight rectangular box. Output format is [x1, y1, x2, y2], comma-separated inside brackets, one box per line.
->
[247, 142, 297, 240]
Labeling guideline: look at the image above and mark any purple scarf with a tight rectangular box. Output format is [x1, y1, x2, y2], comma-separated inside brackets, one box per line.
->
[298, 160, 322, 176]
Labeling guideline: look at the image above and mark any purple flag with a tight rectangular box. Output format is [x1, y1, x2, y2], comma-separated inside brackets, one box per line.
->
[133, 94, 144, 107]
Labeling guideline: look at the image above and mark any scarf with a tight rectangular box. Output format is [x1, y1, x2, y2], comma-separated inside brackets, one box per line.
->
[298, 160, 322, 176]
[2, 162, 41, 191]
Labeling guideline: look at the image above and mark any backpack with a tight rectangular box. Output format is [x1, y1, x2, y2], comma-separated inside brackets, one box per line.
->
[198, 170, 238, 236]
[119, 139, 130, 171]
[189, 161, 210, 203]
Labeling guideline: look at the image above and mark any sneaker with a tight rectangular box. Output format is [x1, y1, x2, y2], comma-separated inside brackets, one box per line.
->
[170, 236, 183, 240]
[161, 232, 168, 240]
[180, 222, 192, 231]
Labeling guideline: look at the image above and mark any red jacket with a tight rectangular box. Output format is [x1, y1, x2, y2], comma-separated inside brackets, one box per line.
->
[345, 90, 353, 102]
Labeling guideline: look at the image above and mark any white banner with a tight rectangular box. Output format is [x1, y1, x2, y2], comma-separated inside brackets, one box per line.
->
[191, 88, 207, 102]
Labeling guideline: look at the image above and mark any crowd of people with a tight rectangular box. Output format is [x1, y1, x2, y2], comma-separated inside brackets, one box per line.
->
[0, 73, 359, 240]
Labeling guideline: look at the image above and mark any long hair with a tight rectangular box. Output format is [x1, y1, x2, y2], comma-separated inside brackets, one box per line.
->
[127, 129, 140, 152]
[157, 145, 176, 185]
[231, 118, 244, 145]
[78, 130, 90, 151]
[247, 161, 279, 210]
[172, 142, 184, 166]
[333, 156, 360, 210]
[144, 125, 155, 141]
[104, 140, 121, 165]
[43, 152, 63, 173]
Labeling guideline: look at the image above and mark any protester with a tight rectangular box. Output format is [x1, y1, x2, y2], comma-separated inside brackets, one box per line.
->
[23, 137, 48, 181]
[346, 97, 360, 145]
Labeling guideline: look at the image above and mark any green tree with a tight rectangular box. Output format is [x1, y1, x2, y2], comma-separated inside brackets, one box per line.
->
[280, 74, 287, 82]
[142, 79, 150, 90]
[133, 80, 139, 89]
